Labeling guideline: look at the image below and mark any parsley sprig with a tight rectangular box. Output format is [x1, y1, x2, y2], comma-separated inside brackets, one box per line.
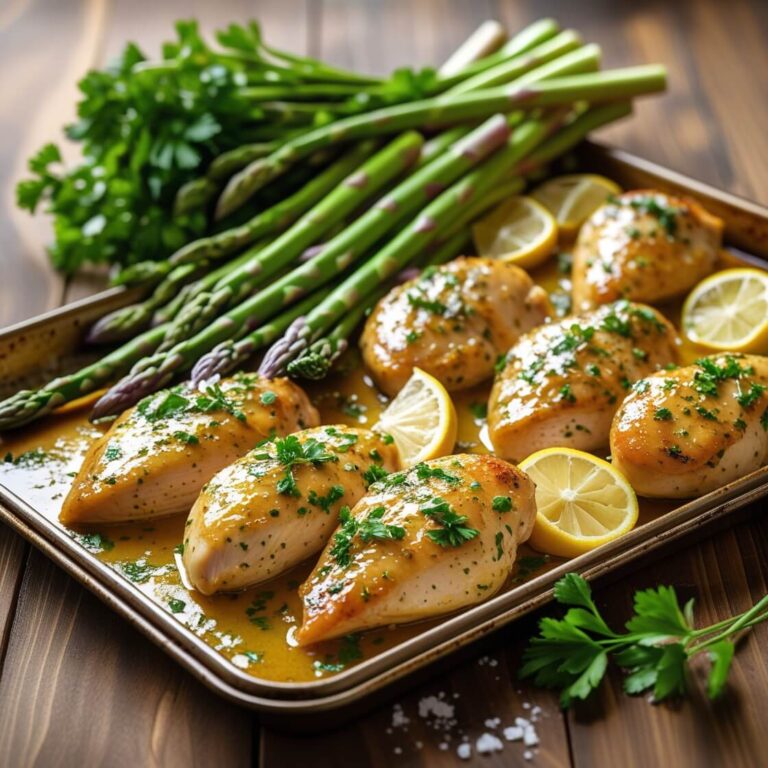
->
[330, 506, 405, 568]
[521, 573, 768, 707]
[420, 497, 479, 548]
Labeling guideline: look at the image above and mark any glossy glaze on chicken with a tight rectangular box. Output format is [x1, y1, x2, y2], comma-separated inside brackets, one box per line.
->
[183, 425, 399, 594]
[361, 256, 551, 395]
[611, 354, 768, 498]
[61, 374, 318, 525]
[572, 190, 722, 312]
[488, 300, 679, 460]
[296, 454, 536, 645]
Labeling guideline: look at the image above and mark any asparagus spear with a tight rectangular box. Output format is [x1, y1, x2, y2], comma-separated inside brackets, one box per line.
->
[436, 18, 560, 87]
[447, 29, 583, 94]
[90, 114, 514, 417]
[87, 243, 268, 344]
[257, 116, 555, 376]
[0, 324, 168, 430]
[156, 133, 423, 351]
[188, 287, 333, 385]
[169, 144, 377, 268]
[216, 65, 666, 217]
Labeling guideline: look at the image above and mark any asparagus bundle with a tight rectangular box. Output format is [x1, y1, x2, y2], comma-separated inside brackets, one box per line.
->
[0, 18, 669, 431]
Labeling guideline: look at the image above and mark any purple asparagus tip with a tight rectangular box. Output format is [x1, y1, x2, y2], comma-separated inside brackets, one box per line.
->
[395, 266, 421, 285]
[90, 365, 170, 421]
[190, 340, 238, 386]
[258, 317, 310, 379]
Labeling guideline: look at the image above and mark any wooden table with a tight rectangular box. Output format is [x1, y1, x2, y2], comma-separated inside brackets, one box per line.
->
[1, 1, 766, 765]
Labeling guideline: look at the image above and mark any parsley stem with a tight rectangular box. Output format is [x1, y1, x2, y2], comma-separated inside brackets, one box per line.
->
[687, 594, 768, 651]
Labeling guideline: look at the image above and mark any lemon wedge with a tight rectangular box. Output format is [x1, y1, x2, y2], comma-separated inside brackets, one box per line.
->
[472, 195, 557, 270]
[376, 367, 457, 467]
[530, 174, 621, 238]
[518, 447, 639, 558]
[682, 268, 768, 353]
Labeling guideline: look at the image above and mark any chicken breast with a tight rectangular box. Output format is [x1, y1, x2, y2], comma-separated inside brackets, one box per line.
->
[611, 354, 768, 498]
[183, 426, 400, 594]
[60, 374, 318, 525]
[296, 454, 536, 645]
[488, 301, 679, 460]
[572, 190, 723, 312]
[360, 256, 552, 395]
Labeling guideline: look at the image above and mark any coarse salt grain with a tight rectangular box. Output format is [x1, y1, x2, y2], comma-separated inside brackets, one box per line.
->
[484, 717, 501, 729]
[476, 733, 504, 754]
[523, 726, 539, 747]
[503, 726, 524, 742]
[524, 749, 534, 760]
[418, 696, 455, 720]
[457, 743, 472, 760]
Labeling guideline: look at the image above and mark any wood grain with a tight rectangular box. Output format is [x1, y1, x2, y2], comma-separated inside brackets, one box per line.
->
[1, 1, 767, 766]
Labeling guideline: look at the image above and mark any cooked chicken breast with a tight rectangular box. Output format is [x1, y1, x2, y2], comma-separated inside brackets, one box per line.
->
[572, 190, 723, 312]
[183, 426, 400, 594]
[60, 374, 318, 525]
[360, 256, 552, 395]
[611, 354, 768, 498]
[296, 454, 536, 645]
[488, 301, 679, 460]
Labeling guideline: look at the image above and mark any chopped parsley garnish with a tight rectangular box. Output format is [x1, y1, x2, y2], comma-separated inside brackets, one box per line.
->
[629, 195, 678, 237]
[330, 505, 405, 568]
[469, 402, 488, 420]
[405, 330, 421, 344]
[308, 484, 345, 513]
[492, 496, 513, 513]
[104, 444, 122, 462]
[736, 383, 767, 409]
[168, 598, 186, 614]
[415, 463, 461, 484]
[420, 497, 479, 548]
[407, 292, 448, 315]
[260, 391, 276, 405]
[654, 408, 673, 421]
[137, 383, 246, 423]
[693, 357, 754, 398]
[363, 464, 389, 487]
[173, 430, 199, 445]
[695, 405, 719, 421]
[559, 384, 576, 403]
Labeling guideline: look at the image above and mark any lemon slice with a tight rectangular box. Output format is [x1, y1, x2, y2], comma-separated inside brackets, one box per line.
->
[518, 447, 639, 558]
[472, 196, 557, 269]
[530, 174, 621, 238]
[376, 367, 458, 467]
[682, 268, 768, 353]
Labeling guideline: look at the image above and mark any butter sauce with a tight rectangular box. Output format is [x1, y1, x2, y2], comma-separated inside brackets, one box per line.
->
[0, 249, 748, 683]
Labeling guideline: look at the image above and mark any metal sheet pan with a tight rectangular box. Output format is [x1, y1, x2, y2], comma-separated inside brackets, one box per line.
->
[1, 142, 767, 720]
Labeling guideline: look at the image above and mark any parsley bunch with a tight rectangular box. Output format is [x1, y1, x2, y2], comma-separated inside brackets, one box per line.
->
[521, 573, 768, 707]
[16, 19, 438, 274]
[330, 506, 405, 568]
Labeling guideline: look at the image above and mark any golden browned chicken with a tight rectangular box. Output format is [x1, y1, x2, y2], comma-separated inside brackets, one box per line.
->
[360, 256, 552, 395]
[60, 374, 318, 525]
[611, 354, 768, 498]
[488, 301, 679, 460]
[571, 190, 723, 312]
[296, 454, 536, 645]
[183, 426, 400, 594]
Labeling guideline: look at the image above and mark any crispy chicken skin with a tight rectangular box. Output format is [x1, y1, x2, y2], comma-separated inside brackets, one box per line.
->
[296, 454, 536, 645]
[611, 354, 768, 498]
[360, 256, 552, 396]
[60, 374, 319, 525]
[572, 190, 723, 312]
[488, 301, 679, 460]
[183, 426, 400, 595]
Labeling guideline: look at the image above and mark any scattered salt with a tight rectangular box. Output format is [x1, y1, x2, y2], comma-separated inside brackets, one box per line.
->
[457, 743, 472, 760]
[524, 749, 534, 760]
[484, 717, 501, 729]
[476, 733, 504, 754]
[523, 726, 539, 747]
[438, 743, 448, 751]
[391, 704, 410, 729]
[418, 695, 455, 720]
[503, 726, 524, 742]
[393, 747, 402, 755]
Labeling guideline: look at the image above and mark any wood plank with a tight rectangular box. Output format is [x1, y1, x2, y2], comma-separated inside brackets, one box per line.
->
[0, 550, 251, 768]
[568, 514, 768, 768]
